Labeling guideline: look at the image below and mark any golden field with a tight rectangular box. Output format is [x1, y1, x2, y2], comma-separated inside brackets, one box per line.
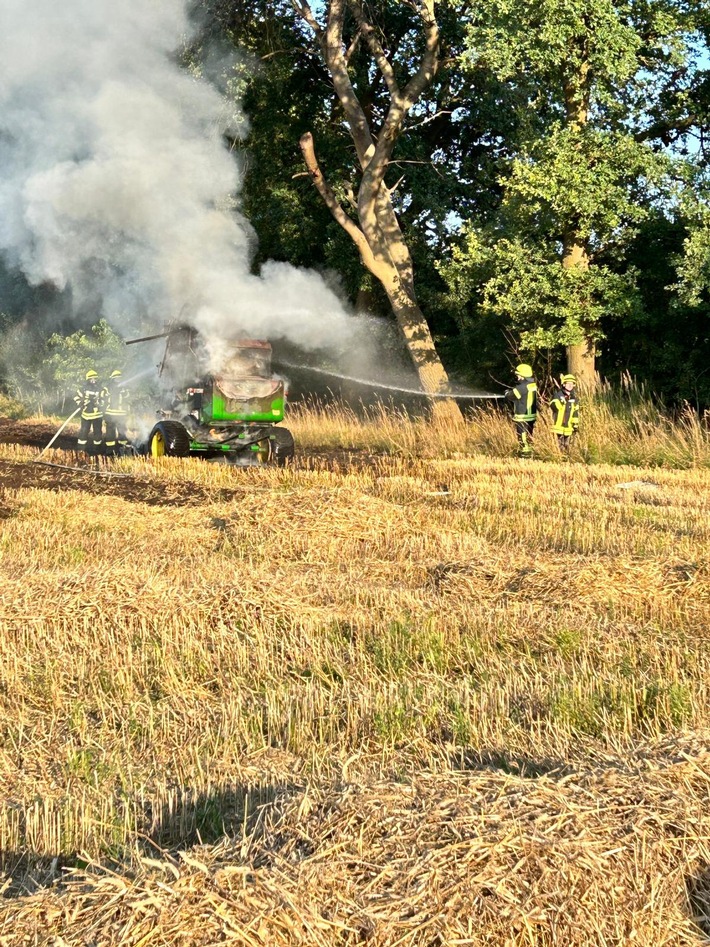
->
[0, 401, 710, 945]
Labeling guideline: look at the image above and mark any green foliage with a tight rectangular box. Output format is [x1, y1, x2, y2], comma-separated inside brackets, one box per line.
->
[0, 391, 27, 419]
[508, 127, 669, 243]
[197, 0, 521, 334]
[466, 0, 641, 90]
[672, 181, 710, 307]
[45, 319, 125, 387]
[441, 227, 644, 352]
[441, 0, 706, 374]
[0, 318, 125, 412]
[601, 210, 710, 404]
[153, 0, 710, 400]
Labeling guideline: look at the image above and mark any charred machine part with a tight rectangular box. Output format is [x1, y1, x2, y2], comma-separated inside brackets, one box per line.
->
[126, 324, 295, 465]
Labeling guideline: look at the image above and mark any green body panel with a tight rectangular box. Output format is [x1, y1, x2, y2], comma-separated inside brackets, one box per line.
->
[201, 383, 286, 424]
[207, 388, 285, 423]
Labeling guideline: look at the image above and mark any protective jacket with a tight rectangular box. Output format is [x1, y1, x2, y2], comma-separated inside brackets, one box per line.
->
[104, 378, 130, 417]
[74, 383, 104, 420]
[505, 379, 538, 422]
[550, 387, 579, 435]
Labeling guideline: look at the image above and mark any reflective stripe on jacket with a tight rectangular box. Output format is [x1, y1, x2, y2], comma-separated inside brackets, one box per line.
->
[74, 385, 104, 420]
[505, 380, 537, 422]
[550, 388, 580, 435]
[104, 380, 130, 417]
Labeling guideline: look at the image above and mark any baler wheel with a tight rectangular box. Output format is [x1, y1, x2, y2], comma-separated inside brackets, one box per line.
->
[148, 420, 191, 458]
[271, 426, 295, 466]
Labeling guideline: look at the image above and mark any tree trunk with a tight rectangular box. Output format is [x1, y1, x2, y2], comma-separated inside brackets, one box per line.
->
[293, 0, 462, 423]
[562, 61, 598, 392]
[562, 237, 597, 390]
[566, 339, 596, 389]
[299, 133, 462, 423]
[373, 246, 461, 423]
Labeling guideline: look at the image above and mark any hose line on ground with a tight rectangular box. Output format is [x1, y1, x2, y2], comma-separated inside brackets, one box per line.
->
[30, 408, 131, 478]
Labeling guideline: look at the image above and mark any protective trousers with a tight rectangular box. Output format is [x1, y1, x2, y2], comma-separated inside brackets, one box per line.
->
[104, 414, 128, 453]
[78, 416, 104, 454]
[557, 433, 573, 454]
[515, 420, 535, 458]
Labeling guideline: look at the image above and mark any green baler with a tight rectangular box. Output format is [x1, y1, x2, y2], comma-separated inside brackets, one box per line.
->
[129, 326, 294, 465]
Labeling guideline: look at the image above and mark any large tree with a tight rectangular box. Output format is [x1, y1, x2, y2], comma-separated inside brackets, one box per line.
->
[194, 0, 521, 392]
[291, 0, 463, 418]
[447, 0, 708, 389]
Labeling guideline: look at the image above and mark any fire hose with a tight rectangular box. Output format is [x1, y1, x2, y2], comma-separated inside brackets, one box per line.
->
[35, 407, 81, 459]
[31, 407, 130, 478]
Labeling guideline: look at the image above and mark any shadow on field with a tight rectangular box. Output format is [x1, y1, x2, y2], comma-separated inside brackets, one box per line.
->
[686, 867, 710, 940]
[142, 781, 293, 851]
[449, 747, 570, 780]
[0, 781, 297, 898]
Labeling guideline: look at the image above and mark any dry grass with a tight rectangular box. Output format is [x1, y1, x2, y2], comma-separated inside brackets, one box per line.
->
[0, 405, 710, 944]
[286, 393, 710, 467]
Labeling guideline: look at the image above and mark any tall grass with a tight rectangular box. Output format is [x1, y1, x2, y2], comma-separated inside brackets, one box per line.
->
[287, 383, 710, 467]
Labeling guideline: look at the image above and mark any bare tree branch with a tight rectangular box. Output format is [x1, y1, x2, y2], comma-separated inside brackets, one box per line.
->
[344, 27, 362, 64]
[348, 0, 401, 100]
[323, 0, 375, 165]
[298, 132, 377, 270]
[399, 0, 440, 111]
[386, 174, 406, 197]
[290, 0, 323, 40]
[296, 2, 459, 411]
[405, 108, 454, 129]
[635, 113, 700, 144]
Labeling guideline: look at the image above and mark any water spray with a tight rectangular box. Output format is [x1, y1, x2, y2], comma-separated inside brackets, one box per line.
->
[119, 365, 158, 387]
[275, 361, 504, 400]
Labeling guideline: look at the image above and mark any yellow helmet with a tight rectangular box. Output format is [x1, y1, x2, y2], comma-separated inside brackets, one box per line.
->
[560, 373, 576, 384]
[515, 363, 533, 379]
[110, 370, 122, 378]
[85, 369, 98, 380]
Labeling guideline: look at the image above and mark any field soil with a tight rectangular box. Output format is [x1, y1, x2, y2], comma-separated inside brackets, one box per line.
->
[1, 412, 710, 945]
[0, 416, 372, 503]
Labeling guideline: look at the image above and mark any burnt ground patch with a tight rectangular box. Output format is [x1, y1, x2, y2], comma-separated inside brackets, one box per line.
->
[0, 416, 386, 509]
[0, 458, 240, 508]
[0, 416, 240, 506]
[0, 417, 78, 452]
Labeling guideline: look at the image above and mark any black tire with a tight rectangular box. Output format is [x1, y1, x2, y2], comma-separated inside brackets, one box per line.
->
[148, 420, 191, 458]
[271, 426, 295, 466]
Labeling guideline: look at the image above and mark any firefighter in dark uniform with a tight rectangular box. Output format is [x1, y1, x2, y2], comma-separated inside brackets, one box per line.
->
[74, 369, 104, 454]
[103, 369, 131, 455]
[550, 373, 580, 453]
[505, 363, 538, 458]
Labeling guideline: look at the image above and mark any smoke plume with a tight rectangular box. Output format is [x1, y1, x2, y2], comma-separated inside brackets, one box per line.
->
[0, 0, 358, 370]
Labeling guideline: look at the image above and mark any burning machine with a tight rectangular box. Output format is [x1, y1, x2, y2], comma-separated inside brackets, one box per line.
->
[128, 325, 295, 465]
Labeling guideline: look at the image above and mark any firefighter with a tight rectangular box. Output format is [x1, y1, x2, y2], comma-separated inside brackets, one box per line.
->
[550, 373, 580, 454]
[505, 363, 538, 458]
[103, 369, 131, 454]
[74, 369, 104, 454]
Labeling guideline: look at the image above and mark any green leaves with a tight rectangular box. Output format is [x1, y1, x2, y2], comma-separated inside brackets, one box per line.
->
[466, 0, 685, 106]
[46, 319, 126, 386]
[507, 125, 670, 244]
[440, 226, 642, 349]
[670, 188, 710, 306]
[441, 0, 705, 374]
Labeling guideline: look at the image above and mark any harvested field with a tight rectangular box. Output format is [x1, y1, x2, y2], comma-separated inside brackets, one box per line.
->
[0, 414, 709, 945]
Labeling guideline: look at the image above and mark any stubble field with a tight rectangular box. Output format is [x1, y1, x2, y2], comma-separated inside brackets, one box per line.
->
[1, 403, 710, 945]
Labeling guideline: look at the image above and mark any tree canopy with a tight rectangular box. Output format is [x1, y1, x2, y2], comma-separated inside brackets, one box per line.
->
[1, 0, 709, 405]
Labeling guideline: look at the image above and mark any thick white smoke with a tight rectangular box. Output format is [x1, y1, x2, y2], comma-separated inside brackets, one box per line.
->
[0, 0, 358, 369]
